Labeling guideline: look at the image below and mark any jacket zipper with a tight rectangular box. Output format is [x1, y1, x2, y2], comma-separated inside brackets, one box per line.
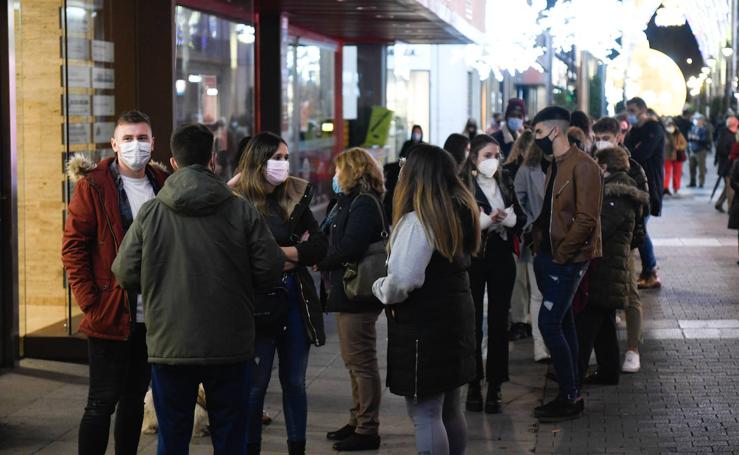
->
[556, 180, 571, 196]
[414, 338, 420, 403]
[295, 272, 320, 346]
[548, 176, 555, 257]
[90, 181, 133, 332]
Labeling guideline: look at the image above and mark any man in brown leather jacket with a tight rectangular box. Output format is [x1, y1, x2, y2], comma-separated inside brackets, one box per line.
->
[530, 106, 603, 422]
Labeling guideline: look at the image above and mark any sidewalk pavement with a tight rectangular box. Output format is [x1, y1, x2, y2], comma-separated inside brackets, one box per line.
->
[1, 173, 738, 454]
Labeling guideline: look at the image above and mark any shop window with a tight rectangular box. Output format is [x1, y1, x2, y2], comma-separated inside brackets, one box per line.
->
[174, 6, 255, 180]
[283, 41, 336, 208]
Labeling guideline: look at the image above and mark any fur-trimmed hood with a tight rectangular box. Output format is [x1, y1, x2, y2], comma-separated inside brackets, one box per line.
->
[604, 172, 649, 206]
[66, 153, 169, 183]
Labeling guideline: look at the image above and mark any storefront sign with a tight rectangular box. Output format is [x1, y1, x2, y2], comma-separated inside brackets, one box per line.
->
[67, 123, 91, 145]
[67, 65, 91, 88]
[67, 95, 91, 116]
[93, 95, 115, 116]
[93, 122, 115, 143]
[66, 38, 90, 60]
[92, 40, 114, 63]
[92, 67, 114, 89]
[363, 106, 394, 147]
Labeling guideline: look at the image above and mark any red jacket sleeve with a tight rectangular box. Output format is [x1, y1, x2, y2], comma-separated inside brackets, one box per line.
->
[61, 178, 99, 312]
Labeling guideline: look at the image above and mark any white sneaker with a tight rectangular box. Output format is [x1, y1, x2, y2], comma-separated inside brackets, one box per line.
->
[622, 350, 640, 373]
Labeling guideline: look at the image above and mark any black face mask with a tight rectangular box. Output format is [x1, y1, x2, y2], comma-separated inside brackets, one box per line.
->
[535, 128, 555, 156]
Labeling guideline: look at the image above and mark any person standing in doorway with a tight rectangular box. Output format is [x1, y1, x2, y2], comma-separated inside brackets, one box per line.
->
[62, 110, 169, 455]
[531, 106, 603, 421]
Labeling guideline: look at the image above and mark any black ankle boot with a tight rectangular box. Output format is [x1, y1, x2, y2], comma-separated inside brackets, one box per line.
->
[246, 443, 261, 455]
[485, 385, 502, 414]
[288, 440, 306, 455]
[466, 381, 483, 412]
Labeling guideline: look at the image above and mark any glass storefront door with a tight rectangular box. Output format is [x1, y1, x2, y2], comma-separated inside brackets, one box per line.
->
[174, 5, 256, 181]
[283, 39, 336, 208]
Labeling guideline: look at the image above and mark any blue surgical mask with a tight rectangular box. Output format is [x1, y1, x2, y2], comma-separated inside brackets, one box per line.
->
[332, 175, 342, 194]
[507, 118, 523, 131]
[627, 114, 639, 126]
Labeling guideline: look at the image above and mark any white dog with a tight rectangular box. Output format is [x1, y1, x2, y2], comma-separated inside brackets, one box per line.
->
[141, 384, 210, 438]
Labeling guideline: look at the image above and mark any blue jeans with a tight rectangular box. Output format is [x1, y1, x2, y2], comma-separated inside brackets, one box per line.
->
[246, 274, 311, 444]
[534, 254, 588, 401]
[151, 361, 251, 455]
[638, 215, 657, 275]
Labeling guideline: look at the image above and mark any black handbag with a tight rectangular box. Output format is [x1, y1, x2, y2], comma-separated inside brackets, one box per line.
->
[254, 284, 289, 333]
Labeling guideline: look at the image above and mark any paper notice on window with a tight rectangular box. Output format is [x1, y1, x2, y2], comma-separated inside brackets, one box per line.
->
[93, 122, 116, 144]
[66, 7, 89, 34]
[67, 123, 91, 145]
[67, 94, 91, 116]
[67, 65, 91, 88]
[92, 67, 114, 89]
[92, 40, 114, 63]
[93, 95, 115, 116]
[66, 38, 90, 60]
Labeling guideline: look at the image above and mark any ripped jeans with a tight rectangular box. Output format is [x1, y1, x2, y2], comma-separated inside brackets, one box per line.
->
[533, 254, 589, 401]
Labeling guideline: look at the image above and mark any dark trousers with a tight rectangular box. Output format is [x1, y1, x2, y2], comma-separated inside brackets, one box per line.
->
[79, 323, 149, 455]
[575, 305, 620, 383]
[151, 361, 251, 455]
[469, 233, 516, 386]
[246, 275, 311, 445]
[534, 254, 588, 401]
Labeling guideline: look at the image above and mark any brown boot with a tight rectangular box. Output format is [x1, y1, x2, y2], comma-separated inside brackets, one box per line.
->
[638, 271, 661, 289]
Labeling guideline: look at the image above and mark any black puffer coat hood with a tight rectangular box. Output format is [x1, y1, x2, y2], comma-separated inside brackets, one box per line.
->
[588, 172, 649, 310]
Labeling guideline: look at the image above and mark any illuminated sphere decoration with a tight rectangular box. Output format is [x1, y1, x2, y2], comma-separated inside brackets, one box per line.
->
[619, 47, 687, 116]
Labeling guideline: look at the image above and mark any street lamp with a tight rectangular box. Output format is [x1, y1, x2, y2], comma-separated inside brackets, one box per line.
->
[723, 47, 734, 57]
[707, 57, 717, 67]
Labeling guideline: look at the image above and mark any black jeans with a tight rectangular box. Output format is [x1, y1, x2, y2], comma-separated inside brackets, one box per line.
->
[79, 323, 150, 455]
[575, 305, 620, 383]
[469, 233, 516, 386]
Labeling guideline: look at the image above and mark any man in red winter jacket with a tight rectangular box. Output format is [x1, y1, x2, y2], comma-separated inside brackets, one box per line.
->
[62, 110, 169, 455]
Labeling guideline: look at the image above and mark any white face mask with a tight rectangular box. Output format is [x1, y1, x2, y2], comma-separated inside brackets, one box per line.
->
[666, 126, 676, 134]
[264, 159, 290, 186]
[117, 140, 152, 171]
[595, 140, 613, 151]
[477, 158, 499, 179]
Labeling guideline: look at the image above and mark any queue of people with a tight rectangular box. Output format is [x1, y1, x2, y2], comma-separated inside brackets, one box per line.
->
[63, 96, 731, 455]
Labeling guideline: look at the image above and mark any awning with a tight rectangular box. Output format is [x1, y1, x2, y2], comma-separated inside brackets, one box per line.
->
[257, 0, 486, 44]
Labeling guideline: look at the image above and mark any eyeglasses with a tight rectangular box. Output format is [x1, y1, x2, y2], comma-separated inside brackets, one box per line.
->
[399, 157, 406, 169]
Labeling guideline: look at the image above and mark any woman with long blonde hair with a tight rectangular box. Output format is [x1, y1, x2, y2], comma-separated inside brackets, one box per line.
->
[317, 147, 386, 452]
[373, 144, 479, 455]
[232, 132, 328, 455]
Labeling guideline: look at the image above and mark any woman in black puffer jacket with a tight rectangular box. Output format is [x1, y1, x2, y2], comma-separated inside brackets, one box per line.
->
[576, 146, 649, 385]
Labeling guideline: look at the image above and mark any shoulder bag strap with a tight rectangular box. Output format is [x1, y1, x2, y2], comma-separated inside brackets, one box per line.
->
[352, 193, 389, 239]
